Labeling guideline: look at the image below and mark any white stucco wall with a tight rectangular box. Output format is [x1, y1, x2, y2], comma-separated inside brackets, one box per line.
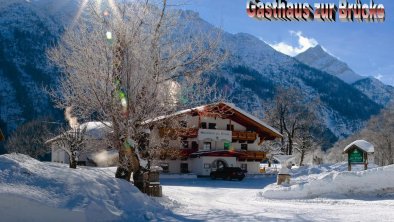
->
[50, 138, 114, 166]
[237, 161, 261, 174]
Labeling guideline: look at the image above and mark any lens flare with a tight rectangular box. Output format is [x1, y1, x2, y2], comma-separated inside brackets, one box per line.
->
[71, 0, 88, 28]
[106, 31, 112, 40]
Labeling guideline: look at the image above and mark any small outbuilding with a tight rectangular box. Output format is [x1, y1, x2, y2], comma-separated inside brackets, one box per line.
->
[343, 140, 374, 171]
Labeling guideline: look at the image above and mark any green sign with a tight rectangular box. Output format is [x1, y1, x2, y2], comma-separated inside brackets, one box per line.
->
[224, 142, 230, 150]
[348, 149, 364, 163]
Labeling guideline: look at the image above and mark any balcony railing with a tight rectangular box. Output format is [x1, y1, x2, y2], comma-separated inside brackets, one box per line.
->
[159, 128, 258, 142]
[237, 150, 266, 161]
[232, 131, 257, 141]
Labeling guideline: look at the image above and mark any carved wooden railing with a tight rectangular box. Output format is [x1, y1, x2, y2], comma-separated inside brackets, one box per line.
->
[237, 151, 266, 161]
[232, 131, 257, 141]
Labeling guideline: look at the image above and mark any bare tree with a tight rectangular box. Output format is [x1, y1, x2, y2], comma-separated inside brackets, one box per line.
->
[5, 119, 52, 159]
[362, 105, 394, 165]
[293, 108, 325, 166]
[327, 104, 394, 166]
[261, 140, 283, 166]
[263, 87, 321, 156]
[48, 0, 222, 189]
[49, 126, 88, 169]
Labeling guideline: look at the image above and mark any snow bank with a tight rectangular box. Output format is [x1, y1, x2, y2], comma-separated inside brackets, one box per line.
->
[0, 154, 180, 221]
[260, 164, 394, 199]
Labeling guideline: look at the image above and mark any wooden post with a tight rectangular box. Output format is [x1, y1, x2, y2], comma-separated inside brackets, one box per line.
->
[143, 171, 162, 197]
[364, 152, 368, 170]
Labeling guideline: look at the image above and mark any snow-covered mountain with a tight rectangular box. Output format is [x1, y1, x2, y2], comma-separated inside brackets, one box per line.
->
[0, 1, 385, 153]
[295, 45, 364, 84]
[352, 77, 394, 106]
[178, 12, 382, 142]
[296, 45, 394, 106]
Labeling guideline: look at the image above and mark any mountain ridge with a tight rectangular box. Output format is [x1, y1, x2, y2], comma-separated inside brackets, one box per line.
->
[296, 45, 394, 106]
[0, 1, 387, 152]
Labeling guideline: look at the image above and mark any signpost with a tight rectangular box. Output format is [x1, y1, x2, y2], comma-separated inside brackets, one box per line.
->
[348, 148, 364, 164]
[343, 140, 374, 171]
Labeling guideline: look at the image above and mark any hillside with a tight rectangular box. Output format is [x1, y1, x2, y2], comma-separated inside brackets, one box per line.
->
[296, 45, 394, 106]
[295, 45, 363, 84]
[352, 77, 394, 105]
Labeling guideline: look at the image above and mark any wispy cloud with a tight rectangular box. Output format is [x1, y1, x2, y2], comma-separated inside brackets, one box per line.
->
[374, 73, 383, 81]
[268, 31, 318, 56]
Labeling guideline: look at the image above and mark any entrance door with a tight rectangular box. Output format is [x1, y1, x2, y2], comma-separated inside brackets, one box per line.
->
[180, 163, 189, 173]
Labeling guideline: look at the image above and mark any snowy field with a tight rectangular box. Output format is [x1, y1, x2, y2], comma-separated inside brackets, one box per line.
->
[159, 163, 394, 222]
[160, 177, 394, 221]
[1, 154, 394, 222]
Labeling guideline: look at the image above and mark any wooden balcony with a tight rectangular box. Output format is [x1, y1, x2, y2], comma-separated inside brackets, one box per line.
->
[238, 151, 266, 161]
[159, 128, 198, 139]
[232, 131, 257, 141]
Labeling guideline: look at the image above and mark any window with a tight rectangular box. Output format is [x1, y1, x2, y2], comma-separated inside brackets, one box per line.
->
[191, 141, 198, 150]
[227, 124, 234, 131]
[203, 142, 211, 151]
[204, 163, 211, 169]
[181, 140, 189, 149]
[179, 120, 187, 128]
[241, 143, 248, 151]
[241, 164, 247, 171]
[208, 123, 216, 129]
[201, 122, 207, 129]
[160, 163, 169, 173]
[180, 163, 189, 173]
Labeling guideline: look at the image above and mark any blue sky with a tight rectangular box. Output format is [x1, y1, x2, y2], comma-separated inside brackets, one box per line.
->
[179, 0, 394, 86]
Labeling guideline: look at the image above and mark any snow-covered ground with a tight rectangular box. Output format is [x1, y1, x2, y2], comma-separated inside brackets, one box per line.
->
[0, 154, 184, 222]
[2, 154, 394, 222]
[261, 163, 394, 199]
[159, 163, 394, 221]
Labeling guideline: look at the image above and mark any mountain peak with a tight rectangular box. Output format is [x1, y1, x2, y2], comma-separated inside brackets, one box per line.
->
[308, 45, 325, 52]
[296, 45, 364, 84]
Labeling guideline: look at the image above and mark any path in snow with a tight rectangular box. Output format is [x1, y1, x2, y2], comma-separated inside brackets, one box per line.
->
[160, 177, 394, 221]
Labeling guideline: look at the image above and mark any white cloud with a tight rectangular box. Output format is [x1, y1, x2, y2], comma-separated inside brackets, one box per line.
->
[374, 74, 383, 81]
[268, 31, 318, 57]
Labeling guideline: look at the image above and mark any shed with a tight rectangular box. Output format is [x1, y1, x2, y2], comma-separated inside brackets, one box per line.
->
[343, 140, 374, 171]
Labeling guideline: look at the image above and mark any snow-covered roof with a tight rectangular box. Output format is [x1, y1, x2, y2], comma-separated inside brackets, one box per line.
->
[224, 102, 282, 137]
[46, 121, 112, 144]
[343, 140, 374, 153]
[143, 102, 282, 139]
[141, 104, 207, 125]
[79, 121, 112, 139]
